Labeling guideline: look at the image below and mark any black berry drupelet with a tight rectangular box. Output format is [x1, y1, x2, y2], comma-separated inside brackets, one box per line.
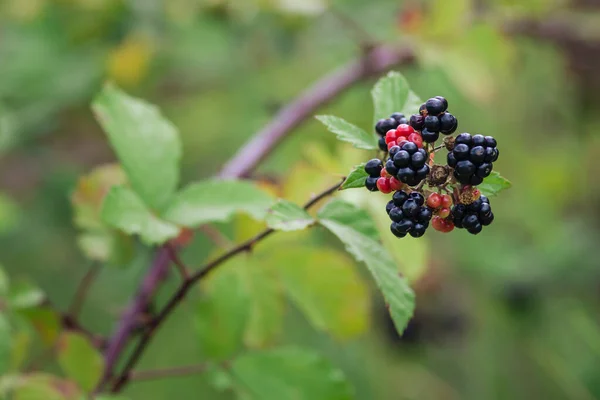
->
[389, 191, 433, 238]
[409, 113, 425, 131]
[448, 133, 499, 185]
[364, 158, 383, 192]
[375, 118, 399, 136]
[392, 142, 429, 186]
[451, 195, 494, 235]
[391, 112, 409, 125]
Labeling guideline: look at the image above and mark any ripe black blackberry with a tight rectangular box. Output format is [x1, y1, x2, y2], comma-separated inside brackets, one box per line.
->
[389, 191, 433, 238]
[364, 158, 383, 192]
[410, 96, 458, 142]
[447, 133, 499, 185]
[375, 118, 398, 137]
[451, 195, 494, 235]
[391, 142, 429, 186]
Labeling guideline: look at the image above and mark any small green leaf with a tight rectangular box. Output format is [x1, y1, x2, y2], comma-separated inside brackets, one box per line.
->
[265, 200, 315, 231]
[478, 171, 512, 197]
[12, 374, 80, 400]
[340, 164, 368, 190]
[163, 180, 274, 228]
[317, 199, 379, 241]
[273, 248, 369, 339]
[0, 315, 12, 375]
[8, 281, 44, 310]
[18, 308, 60, 346]
[315, 115, 376, 150]
[92, 83, 181, 210]
[318, 199, 415, 334]
[230, 347, 353, 400]
[57, 332, 104, 392]
[371, 71, 422, 124]
[101, 186, 180, 245]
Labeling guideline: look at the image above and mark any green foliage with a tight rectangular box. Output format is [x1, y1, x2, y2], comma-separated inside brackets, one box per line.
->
[315, 115, 377, 150]
[11, 373, 81, 400]
[164, 180, 274, 228]
[230, 347, 353, 400]
[318, 199, 415, 334]
[478, 171, 512, 197]
[0, 193, 20, 235]
[340, 164, 368, 190]
[18, 308, 60, 347]
[56, 332, 104, 393]
[271, 248, 369, 339]
[8, 281, 44, 310]
[101, 186, 180, 245]
[265, 200, 315, 231]
[371, 71, 422, 124]
[92, 83, 182, 211]
[0, 266, 8, 298]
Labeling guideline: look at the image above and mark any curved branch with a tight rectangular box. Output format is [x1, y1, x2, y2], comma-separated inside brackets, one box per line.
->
[97, 44, 415, 393]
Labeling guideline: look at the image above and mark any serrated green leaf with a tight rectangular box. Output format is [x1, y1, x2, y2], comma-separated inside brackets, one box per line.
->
[196, 261, 250, 360]
[101, 186, 180, 245]
[0, 315, 12, 376]
[315, 115, 376, 150]
[340, 164, 368, 190]
[8, 281, 44, 310]
[57, 332, 104, 392]
[12, 374, 80, 400]
[478, 171, 512, 197]
[317, 199, 379, 241]
[265, 200, 315, 231]
[371, 71, 422, 124]
[230, 347, 353, 400]
[318, 199, 415, 334]
[163, 180, 274, 228]
[92, 83, 181, 210]
[273, 248, 369, 339]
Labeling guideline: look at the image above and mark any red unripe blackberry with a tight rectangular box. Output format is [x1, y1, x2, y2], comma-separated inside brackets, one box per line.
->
[427, 193, 442, 209]
[377, 177, 392, 193]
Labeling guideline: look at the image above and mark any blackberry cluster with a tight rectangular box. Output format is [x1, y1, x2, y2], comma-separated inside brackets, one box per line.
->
[390, 143, 429, 186]
[409, 97, 458, 143]
[447, 133, 499, 185]
[387, 191, 433, 238]
[360, 94, 504, 240]
[451, 195, 494, 235]
[375, 113, 408, 151]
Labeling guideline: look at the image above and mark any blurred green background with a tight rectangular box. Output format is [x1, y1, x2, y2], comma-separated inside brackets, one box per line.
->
[2, 0, 600, 399]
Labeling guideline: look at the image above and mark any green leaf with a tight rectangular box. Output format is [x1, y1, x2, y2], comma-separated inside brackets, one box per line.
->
[241, 262, 283, 348]
[478, 171, 512, 197]
[371, 71, 422, 124]
[230, 347, 353, 400]
[18, 308, 60, 347]
[93, 396, 130, 400]
[0, 315, 12, 375]
[196, 261, 250, 360]
[101, 186, 180, 245]
[273, 248, 369, 339]
[340, 164, 368, 190]
[317, 199, 379, 241]
[92, 83, 181, 210]
[265, 200, 315, 231]
[318, 199, 415, 334]
[12, 374, 80, 400]
[315, 115, 376, 150]
[8, 281, 44, 310]
[163, 180, 274, 228]
[57, 332, 104, 392]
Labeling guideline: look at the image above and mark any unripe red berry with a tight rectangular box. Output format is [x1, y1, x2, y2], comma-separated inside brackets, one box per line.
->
[380, 168, 390, 178]
[443, 219, 455, 232]
[385, 130, 397, 144]
[408, 133, 423, 148]
[396, 136, 408, 147]
[396, 124, 414, 136]
[432, 216, 445, 232]
[377, 177, 392, 193]
[389, 176, 403, 191]
[438, 207, 451, 219]
[427, 193, 442, 209]
[387, 141, 397, 151]
[441, 194, 453, 208]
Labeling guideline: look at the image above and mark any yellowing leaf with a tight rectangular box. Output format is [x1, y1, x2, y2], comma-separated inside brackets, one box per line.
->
[107, 34, 153, 87]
